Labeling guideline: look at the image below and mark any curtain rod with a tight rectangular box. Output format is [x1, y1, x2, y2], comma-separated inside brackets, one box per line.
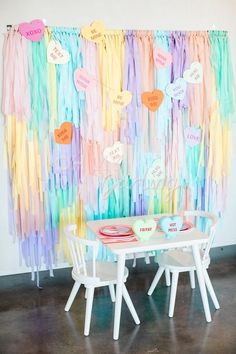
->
[6, 24, 227, 33]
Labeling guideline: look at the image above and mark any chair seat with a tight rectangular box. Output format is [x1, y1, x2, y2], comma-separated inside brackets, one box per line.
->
[156, 249, 210, 271]
[72, 261, 129, 285]
[64, 226, 140, 336]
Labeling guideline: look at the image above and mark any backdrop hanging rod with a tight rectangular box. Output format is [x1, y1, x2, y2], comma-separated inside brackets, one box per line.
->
[6, 25, 227, 33]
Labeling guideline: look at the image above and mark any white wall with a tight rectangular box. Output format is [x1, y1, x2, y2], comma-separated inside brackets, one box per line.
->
[0, 0, 236, 276]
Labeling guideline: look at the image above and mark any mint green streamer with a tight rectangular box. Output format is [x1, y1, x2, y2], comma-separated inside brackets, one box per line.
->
[209, 31, 236, 121]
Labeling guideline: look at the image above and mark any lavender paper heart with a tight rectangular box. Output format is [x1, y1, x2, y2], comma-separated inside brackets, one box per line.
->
[184, 127, 202, 147]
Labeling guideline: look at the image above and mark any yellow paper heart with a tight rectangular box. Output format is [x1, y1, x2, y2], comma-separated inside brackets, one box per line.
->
[110, 90, 132, 110]
[81, 20, 105, 43]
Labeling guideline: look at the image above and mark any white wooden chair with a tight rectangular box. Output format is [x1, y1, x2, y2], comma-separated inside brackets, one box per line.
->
[64, 225, 140, 336]
[148, 210, 220, 317]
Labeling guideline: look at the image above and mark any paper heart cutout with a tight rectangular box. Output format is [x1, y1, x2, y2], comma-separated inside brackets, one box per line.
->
[184, 127, 202, 147]
[183, 62, 203, 83]
[141, 90, 164, 112]
[153, 47, 172, 69]
[166, 78, 187, 100]
[47, 40, 70, 64]
[132, 219, 156, 241]
[110, 91, 132, 110]
[159, 216, 183, 240]
[146, 159, 164, 181]
[81, 20, 105, 43]
[54, 122, 73, 144]
[74, 68, 96, 91]
[103, 142, 124, 164]
[19, 19, 45, 42]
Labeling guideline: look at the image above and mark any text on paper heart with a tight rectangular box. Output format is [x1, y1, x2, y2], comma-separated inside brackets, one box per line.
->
[110, 91, 132, 110]
[166, 78, 187, 100]
[159, 216, 183, 240]
[54, 122, 73, 144]
[19, 19, 45, 42]
[47, 41, 70, 64]
[103, 142, 124, 164]
[183, 62, 203, 83]
[141, 90, 164, 112]
[132, 219, 156, 241]
[146, 159, 164, 181]
[74, 68, 96, 91]
[81, 21, 105, 43]
[153, 47, 172, 69]
[184, 127, 202, 147]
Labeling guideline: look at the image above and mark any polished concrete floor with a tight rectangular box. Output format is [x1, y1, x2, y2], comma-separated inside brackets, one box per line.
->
[0, 246, 236, 354]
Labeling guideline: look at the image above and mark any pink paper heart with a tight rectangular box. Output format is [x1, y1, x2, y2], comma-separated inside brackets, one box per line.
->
[153, 47, 172, 69]
[19, 19, 45, 42]
[74, 68, 96, 91]
[184, 127, 202, 147]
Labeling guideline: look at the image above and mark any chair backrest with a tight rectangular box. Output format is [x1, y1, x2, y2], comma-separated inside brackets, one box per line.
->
[182, 210, 218, 260]
[64, 225, 100, 283]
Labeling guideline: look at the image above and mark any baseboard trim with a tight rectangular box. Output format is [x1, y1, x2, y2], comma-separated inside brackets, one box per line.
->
[210, 244, 236, 260]
[0, 245, 235, 278]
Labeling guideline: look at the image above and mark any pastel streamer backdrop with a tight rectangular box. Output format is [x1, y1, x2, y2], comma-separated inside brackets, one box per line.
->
[1, 24, 235, 278]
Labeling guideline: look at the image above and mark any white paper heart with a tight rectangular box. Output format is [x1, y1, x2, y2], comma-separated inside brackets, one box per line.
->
[166, 78, 187, 100]
[183, 62, 203, 83]
[184, 127, 202, 147]
[103, 142, 124, 164]
[146, 159, 164, 181]
[47, 40, 70, 64]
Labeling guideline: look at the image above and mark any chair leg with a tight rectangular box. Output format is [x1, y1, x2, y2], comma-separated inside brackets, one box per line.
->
[169, 271, 179, 318]
[108, 284, 116, 302]
[189, 270, 195, 289]
[165, 269, 171, 287]
[85, 288, 88, 299]
[122, 284, 140, 325]
[148, 266, 165, 295]
[64, 282, 81, 312]
[84, 287, 95, 336]
[203, 268, 220, 310]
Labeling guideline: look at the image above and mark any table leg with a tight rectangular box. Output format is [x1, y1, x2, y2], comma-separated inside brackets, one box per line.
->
[192, 244, 212, 322]
[113, 253, 126, 340]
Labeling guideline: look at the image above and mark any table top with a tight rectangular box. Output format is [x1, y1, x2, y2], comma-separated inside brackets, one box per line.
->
[87, 215, 208, 255]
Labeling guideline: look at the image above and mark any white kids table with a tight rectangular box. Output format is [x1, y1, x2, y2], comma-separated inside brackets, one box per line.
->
[87, 215, 211, 340]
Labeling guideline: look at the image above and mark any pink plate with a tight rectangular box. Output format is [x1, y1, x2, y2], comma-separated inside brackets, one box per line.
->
[99, 225, 134, 237]
[180, 221, 193, 231]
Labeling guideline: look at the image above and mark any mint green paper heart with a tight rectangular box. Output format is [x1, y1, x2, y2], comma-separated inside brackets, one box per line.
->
[159, 216, 183, 240]
[132, 219, 156, 241]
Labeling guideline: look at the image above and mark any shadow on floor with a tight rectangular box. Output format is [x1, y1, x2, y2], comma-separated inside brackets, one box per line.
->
[0, 246, 236, 354]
